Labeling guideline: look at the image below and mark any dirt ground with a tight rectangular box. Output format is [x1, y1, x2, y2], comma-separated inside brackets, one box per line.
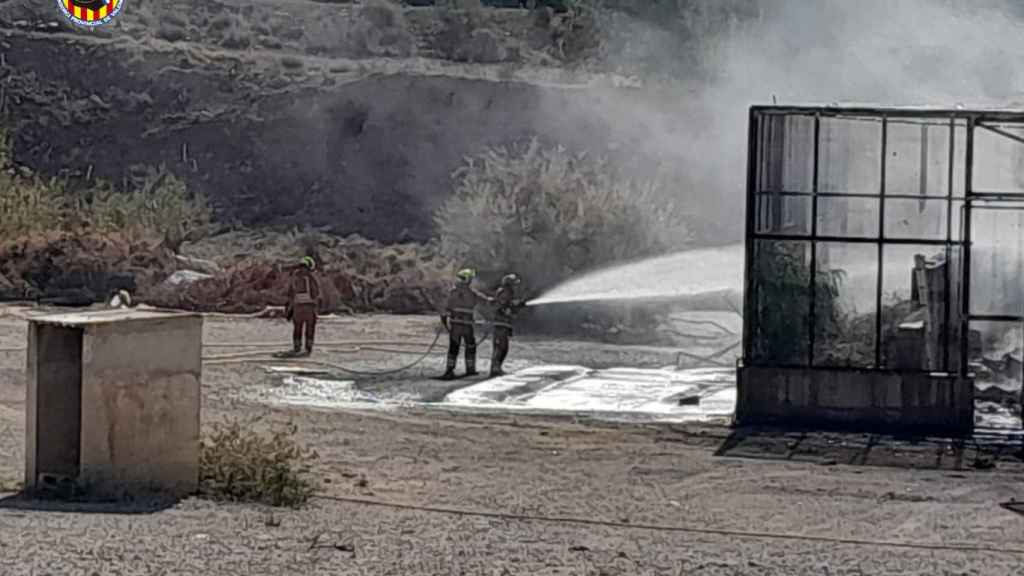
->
[1, 309, 1024, 575]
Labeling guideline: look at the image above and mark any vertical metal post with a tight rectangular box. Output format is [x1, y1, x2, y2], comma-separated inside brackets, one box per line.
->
[960, 117, 975, 376]
[944, 117, 955, 372]
[875, 117, 888, 368]
[742, 109, 760, 362]
[808, 114, 821, 366]
[919, 123, 929, 214]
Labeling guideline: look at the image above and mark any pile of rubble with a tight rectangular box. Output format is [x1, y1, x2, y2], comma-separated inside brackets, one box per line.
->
[0, 232, 175, 305]
[0, 230, 452, 315]
[145, 231, 453, 315]
[144, 261, 448, 315]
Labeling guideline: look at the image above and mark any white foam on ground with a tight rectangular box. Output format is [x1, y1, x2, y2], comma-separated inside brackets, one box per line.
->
[255, 365, 737, 422]
[260, 376, 387, 410]
[442, 365, 736, 421]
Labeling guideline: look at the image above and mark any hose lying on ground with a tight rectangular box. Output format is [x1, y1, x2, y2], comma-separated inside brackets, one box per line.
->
[1, 318, 494, 376]
[203, 330, 446, 376]
[204, 317, 498, 375]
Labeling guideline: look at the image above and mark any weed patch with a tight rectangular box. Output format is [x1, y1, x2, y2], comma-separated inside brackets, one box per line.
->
[199, 419, 319, 508]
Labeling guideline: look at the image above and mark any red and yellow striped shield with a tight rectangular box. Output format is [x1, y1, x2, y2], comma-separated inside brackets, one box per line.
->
[59, 0, 125, 27]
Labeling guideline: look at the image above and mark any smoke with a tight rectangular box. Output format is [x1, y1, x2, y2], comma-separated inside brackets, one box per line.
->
[539, 0, 1024, 246]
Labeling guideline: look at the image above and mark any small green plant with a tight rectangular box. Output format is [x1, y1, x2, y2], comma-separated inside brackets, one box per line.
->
[199, 418, 319, 508]
[750, 241, 846, 366]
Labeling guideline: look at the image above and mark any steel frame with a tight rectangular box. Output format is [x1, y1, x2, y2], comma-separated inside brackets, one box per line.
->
[743, 105, 1024, 377]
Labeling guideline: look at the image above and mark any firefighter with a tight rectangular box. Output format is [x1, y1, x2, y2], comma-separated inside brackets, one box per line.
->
[490, 273, 525, 378]
[440, 268, 493, 380]
[286, 256, 321, 357]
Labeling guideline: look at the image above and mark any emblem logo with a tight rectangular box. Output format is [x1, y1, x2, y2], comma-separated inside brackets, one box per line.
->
[58, 0, 125, 28]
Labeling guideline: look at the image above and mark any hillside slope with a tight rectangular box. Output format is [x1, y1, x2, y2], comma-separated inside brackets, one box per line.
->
[0, 0, 736, 242]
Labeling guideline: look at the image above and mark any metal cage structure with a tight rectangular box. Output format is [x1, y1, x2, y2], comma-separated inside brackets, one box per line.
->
[737, 105, 1024, 435]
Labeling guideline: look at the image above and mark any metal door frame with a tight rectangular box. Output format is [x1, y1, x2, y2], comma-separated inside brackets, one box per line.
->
[963, 117, 1024, 428]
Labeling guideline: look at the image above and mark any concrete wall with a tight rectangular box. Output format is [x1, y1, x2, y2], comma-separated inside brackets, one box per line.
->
[736, 365, 974, 435]
[25, 325, 83, 489]
[78, 316, 203, 498]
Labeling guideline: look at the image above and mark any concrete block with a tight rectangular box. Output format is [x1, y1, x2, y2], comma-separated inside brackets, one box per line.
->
[25, 309, 202, 499]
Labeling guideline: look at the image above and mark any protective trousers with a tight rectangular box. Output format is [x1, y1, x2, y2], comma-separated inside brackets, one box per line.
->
[490, 326, 512, 375]
[292, 303, 317, 354]
[446, 323, 476, 374]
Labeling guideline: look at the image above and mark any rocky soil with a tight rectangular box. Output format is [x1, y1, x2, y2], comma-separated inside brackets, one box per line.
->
[0, 310, 1023, 575]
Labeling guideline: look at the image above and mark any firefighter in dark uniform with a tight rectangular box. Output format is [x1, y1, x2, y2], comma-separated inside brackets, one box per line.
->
[440, 268, 493, 380]
[490, 273, 525, 377]
[286, 256, 321, 357]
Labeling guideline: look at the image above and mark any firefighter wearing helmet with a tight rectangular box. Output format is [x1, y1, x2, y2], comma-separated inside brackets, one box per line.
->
[489, 273, 525, 377]
[286, 256, 321, 357]
[440, 268, 493, 380]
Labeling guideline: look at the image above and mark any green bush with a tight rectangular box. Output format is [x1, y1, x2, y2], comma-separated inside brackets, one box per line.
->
[750, 241, 852, 366]
[0, 175, 67, 239]
[199, 419, 319, 508]
[434, 138, 690, 294]
[0, 128, 211, 249]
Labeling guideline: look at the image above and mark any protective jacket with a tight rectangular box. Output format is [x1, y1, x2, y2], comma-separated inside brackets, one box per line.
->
[493, 286, 522, 329]
[445, 284, 491, 326]
[288, 271, 321, 308]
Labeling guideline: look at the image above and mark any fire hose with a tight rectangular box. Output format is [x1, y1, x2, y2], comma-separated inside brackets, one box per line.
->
[202, 317, 495, 376]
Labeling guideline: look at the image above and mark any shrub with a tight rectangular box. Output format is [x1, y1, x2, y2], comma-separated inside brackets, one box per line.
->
[0, 127, 211, 250]
[456, 28, 507, 63]
[281, 55, 305, 70]
[0, 173, 67, 239]
[436, 0, 489, 61]
[199, 418, 319, 508]
[433, 138, 690, 295]
[156, 24, 187, 43]
[85, 166, 212, 251]
[749, 242, 843, 365]
[349, 0, 416, 57]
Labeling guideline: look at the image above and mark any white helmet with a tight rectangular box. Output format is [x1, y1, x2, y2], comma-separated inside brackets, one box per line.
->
[108, 289, 132, 309]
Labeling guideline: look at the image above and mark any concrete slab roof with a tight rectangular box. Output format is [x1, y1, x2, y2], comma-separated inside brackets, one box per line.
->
[29, 308, 200, 326]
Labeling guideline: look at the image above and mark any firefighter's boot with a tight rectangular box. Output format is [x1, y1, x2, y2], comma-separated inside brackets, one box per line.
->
[440, 355, 457, 380]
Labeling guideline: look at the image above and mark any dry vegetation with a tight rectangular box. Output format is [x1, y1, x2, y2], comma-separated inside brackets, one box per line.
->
[434, 138, 690, 293]
[146, 230, 453, 314]
[199, 418, 319, 508]
[0, 128, 212, 248]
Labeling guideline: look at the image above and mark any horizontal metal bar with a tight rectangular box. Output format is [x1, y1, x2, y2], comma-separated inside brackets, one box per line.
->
[969, 191, 1024, 199]
[967, 314, 1024, 323]
[754, 190, 958, 201]
[741, 361, 957, 375]
[751, 105, 1024, 121]
[968, 203, 1024, 212]
[750, 233, 961, 245]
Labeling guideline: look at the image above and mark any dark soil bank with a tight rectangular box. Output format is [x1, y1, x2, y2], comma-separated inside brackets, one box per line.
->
[1, 31, 723, 244]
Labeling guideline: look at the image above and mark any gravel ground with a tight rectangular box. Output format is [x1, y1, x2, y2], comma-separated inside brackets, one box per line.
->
[1, 309, 1023, 575]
